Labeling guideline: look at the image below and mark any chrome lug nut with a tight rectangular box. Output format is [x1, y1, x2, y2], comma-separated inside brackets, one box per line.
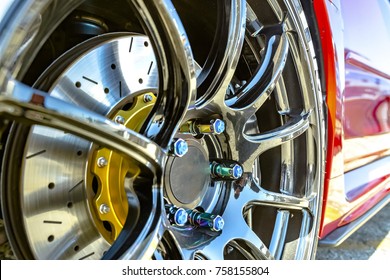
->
[210, 161, 243, 180]
[97, 156, 108, 167]
[114, 115, 125, 125]
[165, 204, 188, 226]
[170, 138, 188, 157]
[179, 118, 225, 135]
[187, 209, 224, 232]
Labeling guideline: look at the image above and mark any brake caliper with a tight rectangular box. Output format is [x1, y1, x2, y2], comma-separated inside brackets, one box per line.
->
[88, 93, 156, 243]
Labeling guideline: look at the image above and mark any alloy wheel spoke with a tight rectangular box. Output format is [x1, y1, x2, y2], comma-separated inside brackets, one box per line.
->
[246, 175, 310, 211]
[250, 189, 310, 211]
[198, 214, 273, 260]
[295, 209, 314, 260]
[131, 0, 196, 148]
[245, 111, 311, 147]
[225, 21, 289, 117]
[234, 111, 310, 170]
[269, 210, 290, 259]
[0, 79, 165, 169]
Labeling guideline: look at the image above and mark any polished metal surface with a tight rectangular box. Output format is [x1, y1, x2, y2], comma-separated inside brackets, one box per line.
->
[0, 0, 325, 260]
[1, 35, 164, 259]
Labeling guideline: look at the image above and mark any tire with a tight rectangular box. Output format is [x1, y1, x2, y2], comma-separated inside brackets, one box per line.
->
[0, 0, 325, 260]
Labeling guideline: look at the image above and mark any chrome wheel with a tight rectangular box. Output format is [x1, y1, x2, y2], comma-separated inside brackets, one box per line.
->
[0, 0, 325, 260]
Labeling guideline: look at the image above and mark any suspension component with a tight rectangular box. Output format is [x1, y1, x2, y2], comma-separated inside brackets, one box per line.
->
[210, 161, 243, 180]
[186, 208, 224, 232]
[179, 118, 225, 136]
[165, 204, 188, 226]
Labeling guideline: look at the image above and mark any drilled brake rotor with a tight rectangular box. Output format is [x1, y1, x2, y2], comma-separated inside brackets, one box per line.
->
[20, 34, 159, 259]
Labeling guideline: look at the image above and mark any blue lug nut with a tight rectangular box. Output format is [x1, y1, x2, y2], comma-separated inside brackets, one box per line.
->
[165, 204, 188, 226]
[171, 138, 188, 157]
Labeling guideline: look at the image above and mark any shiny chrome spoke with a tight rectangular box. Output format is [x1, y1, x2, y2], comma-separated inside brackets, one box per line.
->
[295, 209, 314, 259]
[244, 174, 311, 210]
[269, 210, 290, 259]
[131, 0, 196, 147]
[245, 111, 310, 147]
[0, 79, 165, 168]
[197, 215, 273, 260]
[233, 111, 310, 170]
[250, 188, 310, 211]
[196, 0, 246, 107]
[274, 76, 291, 115]
[225, 21, 289, 116]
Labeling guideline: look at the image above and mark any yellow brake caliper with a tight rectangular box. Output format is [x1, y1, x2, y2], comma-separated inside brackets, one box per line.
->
[89, 93, 156, 243]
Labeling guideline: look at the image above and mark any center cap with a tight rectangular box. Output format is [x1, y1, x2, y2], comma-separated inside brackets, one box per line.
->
[167, 139, 210, 206]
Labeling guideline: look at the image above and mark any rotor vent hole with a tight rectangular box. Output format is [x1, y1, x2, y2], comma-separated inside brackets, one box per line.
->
[48, 182, 55, 190]
[77, 150, 83, 156]
[104, 88, 110, 94]
[48, 235, 55, 242]
[111, 64, 116, 70]
[74, 245, 80, 252]
[75, 81, 81, 88]
[138, 78, 143, 84]
[144, 41, 149, 47]
[67, 202, 73, 208]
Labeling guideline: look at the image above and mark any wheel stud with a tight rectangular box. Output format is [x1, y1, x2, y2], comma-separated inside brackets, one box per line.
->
[179, 118, 225, 136]
[187, 209, 224, 232]
[165, 204, 188, 226]
[210, 161, 243, 180]
[97, 156, 108, 167]
[170, 138, 188, 157]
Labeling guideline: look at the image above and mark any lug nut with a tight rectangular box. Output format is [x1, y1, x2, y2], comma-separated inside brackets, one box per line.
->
[210, 161, 243, 180]
[97, 156, 108, 167]
[165, 204, 188, 226]
[186, 209, 224, 232]
[170, 138, 188, 157]
[211, 119, 225, 134]
[179, 119, 225, 136]
[114, 115, 125, 125]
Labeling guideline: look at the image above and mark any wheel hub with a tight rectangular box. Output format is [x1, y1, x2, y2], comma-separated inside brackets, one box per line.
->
[166, 138, 211, 207]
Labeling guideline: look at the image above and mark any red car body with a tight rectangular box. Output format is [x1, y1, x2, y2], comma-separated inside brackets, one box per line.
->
[314, 0, 390, 245]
